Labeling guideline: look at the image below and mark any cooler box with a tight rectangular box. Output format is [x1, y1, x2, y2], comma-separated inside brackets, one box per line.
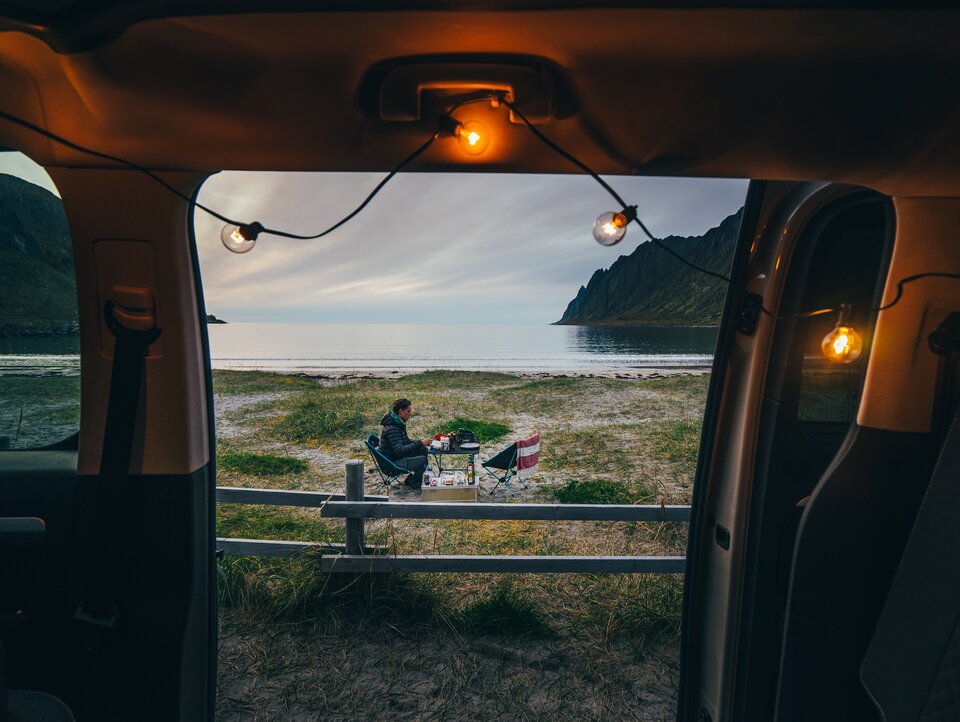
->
[421, 484, 479, 502]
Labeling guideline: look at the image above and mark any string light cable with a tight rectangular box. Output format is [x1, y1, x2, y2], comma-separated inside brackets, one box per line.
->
[0, 104, 474, 250]
[1, 102, 958, 321]
[498, 96, 960, 327]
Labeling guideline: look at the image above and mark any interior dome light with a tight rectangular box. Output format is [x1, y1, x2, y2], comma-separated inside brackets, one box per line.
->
[455, 120, 490, 156]
[593, 211, 630, 246]
[221, 222, 264, 253]
[821, 305, 863, 363]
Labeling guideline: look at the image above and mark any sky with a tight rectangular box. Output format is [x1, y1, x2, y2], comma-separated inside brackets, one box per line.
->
[0, 149, 748, 325]
[194, 172, 748, 325]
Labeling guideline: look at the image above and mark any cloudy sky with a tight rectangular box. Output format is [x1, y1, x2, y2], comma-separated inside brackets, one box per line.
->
[195, 172, 748, 325]
[0, 149, 748, 325]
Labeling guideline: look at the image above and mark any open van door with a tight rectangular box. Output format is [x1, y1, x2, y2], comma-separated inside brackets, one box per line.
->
[680, 180, 960, 722]
[0, 163, 217, 722]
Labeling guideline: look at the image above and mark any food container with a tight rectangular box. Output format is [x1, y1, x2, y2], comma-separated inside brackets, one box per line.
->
[454, 471, 466, 486]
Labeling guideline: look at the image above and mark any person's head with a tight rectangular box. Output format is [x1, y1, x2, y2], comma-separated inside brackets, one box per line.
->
[392, 397, 413, 421]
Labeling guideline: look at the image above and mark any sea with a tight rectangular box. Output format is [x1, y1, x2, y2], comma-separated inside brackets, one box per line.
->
[0, 323, 719, 376]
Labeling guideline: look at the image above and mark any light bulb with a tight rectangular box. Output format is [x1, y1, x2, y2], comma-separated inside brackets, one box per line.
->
[220, 222, 263, 254]
[455, 120, 490, 156]
[593, 211, 629, 246]
[820, 305, 863, 363]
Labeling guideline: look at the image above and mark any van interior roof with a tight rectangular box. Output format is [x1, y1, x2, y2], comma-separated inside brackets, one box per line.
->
[0, 4, 957, 196]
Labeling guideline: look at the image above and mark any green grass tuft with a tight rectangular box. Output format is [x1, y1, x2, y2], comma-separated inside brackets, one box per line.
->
[461, 581, 553, 638]
[272, 398, 367, 443]
[552, 478, 653, 505]
[218, 450, 308, 476]
[429, 417, 511, 443]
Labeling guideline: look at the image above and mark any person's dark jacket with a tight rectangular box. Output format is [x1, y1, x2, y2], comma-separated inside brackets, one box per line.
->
[379, 412, 425, 460]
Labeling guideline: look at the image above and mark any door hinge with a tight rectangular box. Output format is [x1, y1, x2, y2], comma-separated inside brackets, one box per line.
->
[736, 293, 763, 336]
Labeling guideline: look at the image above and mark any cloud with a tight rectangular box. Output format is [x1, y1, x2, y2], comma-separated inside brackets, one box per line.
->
[195, 172, 749, 324]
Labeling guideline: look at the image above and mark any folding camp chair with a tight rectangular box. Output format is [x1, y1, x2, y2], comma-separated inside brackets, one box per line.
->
[481, 432, 540, 496]
[364, 434, 408, 491]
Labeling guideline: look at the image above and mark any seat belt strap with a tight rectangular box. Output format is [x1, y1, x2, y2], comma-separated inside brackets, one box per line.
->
[74, 300, 160, 629]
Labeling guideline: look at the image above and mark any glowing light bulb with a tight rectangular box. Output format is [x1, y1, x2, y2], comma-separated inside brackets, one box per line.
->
[220, 222, 263, 254]
[820, 306, 863, 363]
[455, 120, 490, 156]
[593, 211, 629, 246]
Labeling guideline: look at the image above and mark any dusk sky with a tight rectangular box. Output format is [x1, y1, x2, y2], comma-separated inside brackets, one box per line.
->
[0, 150, 748, 326]
[194, 172, 748, 325]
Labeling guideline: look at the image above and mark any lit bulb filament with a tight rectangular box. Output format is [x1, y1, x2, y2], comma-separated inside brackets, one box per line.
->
[832, 332, 851, 356]
[465, 130, 481, 147]
[230, 229, 247, 243]
[602, 222, 619, 235]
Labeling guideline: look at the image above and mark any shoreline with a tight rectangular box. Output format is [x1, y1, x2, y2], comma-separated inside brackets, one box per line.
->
[219, 366, 713, 381]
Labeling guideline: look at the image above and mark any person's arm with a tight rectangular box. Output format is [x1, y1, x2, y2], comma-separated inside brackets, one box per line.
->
[399, 436, 426, 457]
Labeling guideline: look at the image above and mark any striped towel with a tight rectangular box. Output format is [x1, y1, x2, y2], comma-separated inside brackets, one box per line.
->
[516, 432, 540, 473]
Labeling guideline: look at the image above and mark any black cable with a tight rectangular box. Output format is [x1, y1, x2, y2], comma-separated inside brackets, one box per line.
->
[0, 107, 440, 242]
[499, 98, 785, 318]
[4, 102, 959, 320]
[0, 109, 239, 225]
[262, 132, 437, 239]
[874, 273, 960, 312]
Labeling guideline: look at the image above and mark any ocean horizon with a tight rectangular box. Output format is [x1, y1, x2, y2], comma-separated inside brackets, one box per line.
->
[0, 322, 720, 375]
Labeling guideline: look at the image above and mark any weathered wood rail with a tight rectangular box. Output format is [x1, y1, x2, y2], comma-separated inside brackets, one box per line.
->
[217, 460, 691, 574]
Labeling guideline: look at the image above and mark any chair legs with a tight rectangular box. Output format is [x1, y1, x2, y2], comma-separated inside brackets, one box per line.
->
[483, 467, 525, 496]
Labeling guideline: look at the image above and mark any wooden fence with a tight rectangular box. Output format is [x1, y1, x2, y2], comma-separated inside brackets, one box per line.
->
[216, 460, 691, 574]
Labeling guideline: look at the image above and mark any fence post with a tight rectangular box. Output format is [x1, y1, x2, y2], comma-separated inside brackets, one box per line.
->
[344, 460, 365, 555]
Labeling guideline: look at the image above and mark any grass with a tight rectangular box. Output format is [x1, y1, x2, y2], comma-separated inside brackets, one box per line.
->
[272, 398, 368, 443]
[429, 416, 511, 443]
[0, 375, 80, 448]
[218, 450, 308, 475]
[552, 477, 654, 505]
[212, 368, 706, 719]
[461, 581, 553, 638]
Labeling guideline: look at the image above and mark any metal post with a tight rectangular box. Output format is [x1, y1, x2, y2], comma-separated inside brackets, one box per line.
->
[344, 460, 365, 555]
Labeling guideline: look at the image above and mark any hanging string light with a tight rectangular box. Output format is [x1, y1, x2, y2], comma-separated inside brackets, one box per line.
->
[0, 102, 957, 348]
[820, 305, 864, 363]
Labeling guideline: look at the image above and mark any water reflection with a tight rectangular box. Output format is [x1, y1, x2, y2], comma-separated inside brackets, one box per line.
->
[0, 334, 79, 355]
[567, 325, 719, 355]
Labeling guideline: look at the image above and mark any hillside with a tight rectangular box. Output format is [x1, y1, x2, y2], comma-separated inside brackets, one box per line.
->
[0, 173, 77, 334]
[556, 208, 742, 326]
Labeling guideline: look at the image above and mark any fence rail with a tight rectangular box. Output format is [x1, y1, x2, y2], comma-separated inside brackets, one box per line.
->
[216, 461, 691, 574]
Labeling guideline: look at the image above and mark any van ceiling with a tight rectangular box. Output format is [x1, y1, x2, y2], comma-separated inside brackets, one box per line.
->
[0, 5, 957, 196]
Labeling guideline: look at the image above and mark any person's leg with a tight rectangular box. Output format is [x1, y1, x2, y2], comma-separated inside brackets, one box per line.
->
[394, 455, 427, 487]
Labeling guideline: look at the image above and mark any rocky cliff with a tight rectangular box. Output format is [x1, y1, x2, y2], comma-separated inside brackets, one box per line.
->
[0, 173, 77, 334]
[556, 208, 742, 326]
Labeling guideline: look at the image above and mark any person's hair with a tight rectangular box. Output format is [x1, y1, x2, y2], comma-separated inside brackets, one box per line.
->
[392, 398, 412, 414]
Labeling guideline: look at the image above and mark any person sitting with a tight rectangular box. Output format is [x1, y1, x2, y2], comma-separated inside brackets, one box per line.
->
[378, 398, 431, 488]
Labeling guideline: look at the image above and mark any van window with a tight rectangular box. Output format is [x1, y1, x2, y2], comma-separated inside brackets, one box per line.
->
[796, 199, 889, 423]
[0, 151, 79, 449]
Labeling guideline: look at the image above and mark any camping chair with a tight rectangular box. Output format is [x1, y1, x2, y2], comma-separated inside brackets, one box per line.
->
[364, 434, 407, 491]
[481, 432, 540, 496]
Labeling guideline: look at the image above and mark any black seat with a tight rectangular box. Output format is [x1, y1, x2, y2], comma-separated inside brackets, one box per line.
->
[1, 640, 75, 722]
[860, 409, 960, 721]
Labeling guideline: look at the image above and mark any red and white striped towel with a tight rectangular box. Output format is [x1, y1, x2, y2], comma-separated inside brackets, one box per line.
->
[516, 432, 540, 473]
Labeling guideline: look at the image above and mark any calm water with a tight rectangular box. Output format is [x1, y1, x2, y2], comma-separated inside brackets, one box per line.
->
[207, 323, 718, 371]
[0, 323, 719, 375]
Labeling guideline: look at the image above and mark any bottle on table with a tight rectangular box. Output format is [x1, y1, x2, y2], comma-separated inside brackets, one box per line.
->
[467, 460, 475, 485]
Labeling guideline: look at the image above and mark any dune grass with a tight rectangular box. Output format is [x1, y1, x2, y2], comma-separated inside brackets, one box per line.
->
[217, 450, 308, 476]
[429, 416, 511, 442]
[213, 369, 706, 719]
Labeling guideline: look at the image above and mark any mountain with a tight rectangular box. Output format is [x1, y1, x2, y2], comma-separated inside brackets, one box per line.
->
[556, 208, 742, 326]
[0, 173, 77, 334]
